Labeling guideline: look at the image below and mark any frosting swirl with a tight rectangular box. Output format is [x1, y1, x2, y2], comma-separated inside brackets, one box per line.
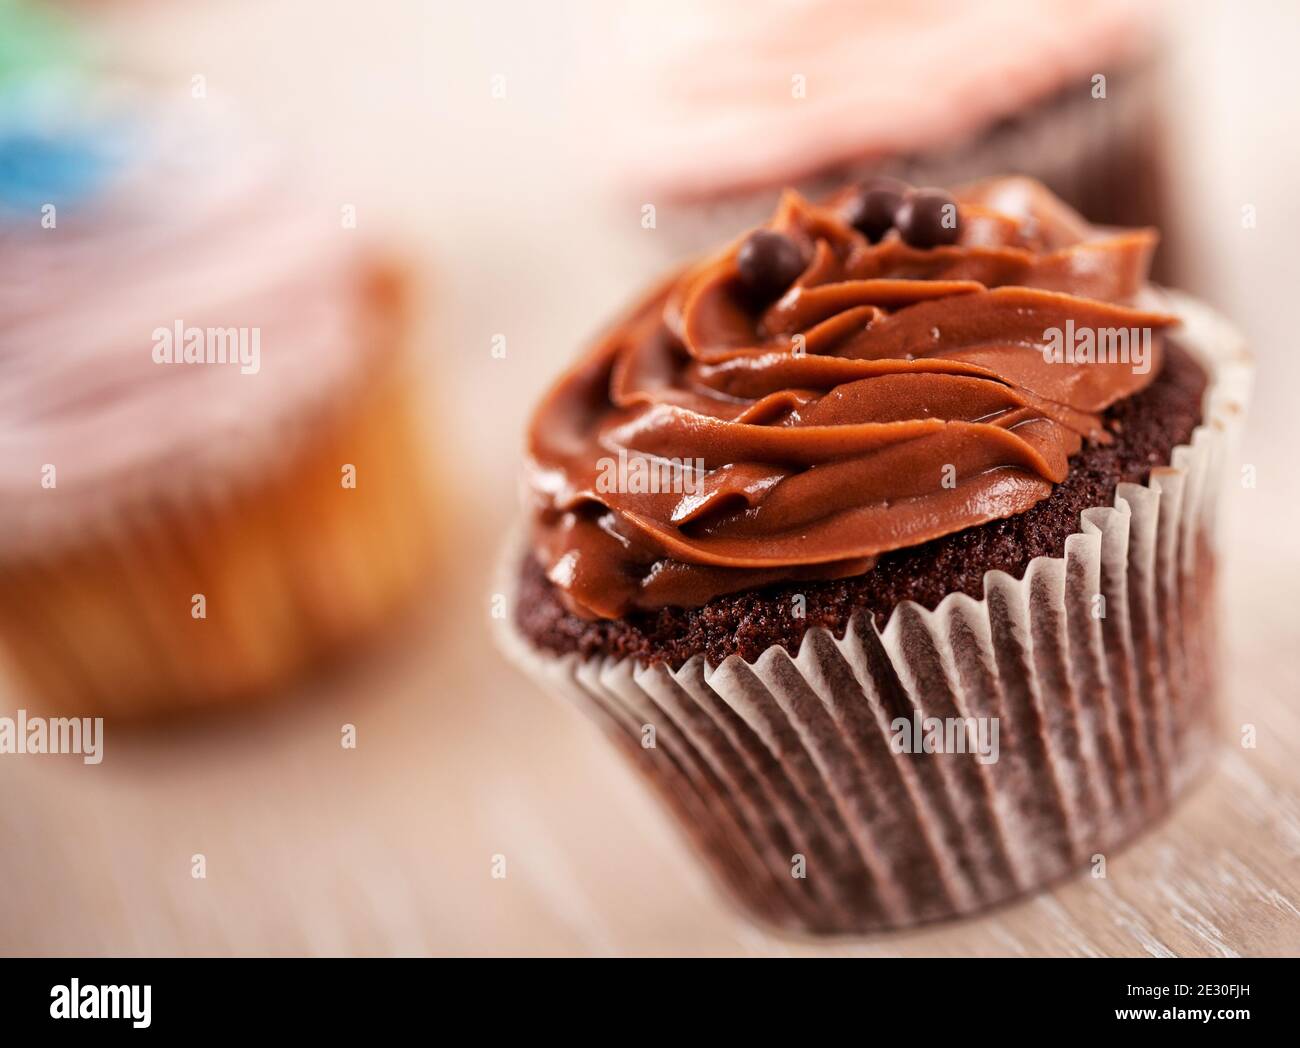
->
[526, 178, 1178, 619]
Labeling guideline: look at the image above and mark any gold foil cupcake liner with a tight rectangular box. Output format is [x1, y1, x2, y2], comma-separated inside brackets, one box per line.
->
[499, 292, 1250, 934]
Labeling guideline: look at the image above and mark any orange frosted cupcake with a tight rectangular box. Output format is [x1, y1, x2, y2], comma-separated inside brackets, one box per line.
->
[0, 97, 433, 716]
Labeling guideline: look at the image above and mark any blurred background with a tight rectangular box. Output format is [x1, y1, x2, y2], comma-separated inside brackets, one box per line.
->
[1, 0, 1298, 955]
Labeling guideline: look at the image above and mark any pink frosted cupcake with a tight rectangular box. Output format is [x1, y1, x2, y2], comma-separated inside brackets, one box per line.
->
[0, 92, 434, 716]
[594, 0, 1168, 269]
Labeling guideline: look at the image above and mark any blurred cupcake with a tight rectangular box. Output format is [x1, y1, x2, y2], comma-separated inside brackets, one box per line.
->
[0, 88, 434, 717]
[500, 177, 1249, 934]
[595, 0, 1170, 272]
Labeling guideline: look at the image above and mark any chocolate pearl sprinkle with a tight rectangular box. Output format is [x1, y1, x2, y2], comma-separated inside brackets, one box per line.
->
[895, 187, 962, 248]
[844, 175, 910, 243]
[736, 230, 806, 302]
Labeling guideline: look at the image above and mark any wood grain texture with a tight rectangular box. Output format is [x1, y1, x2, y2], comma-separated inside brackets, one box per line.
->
[3, 486, 1297, 957]
[1, 0, 1298, 957]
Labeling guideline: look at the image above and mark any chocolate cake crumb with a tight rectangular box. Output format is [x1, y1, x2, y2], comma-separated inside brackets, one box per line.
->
[515, 341, 1208, 670]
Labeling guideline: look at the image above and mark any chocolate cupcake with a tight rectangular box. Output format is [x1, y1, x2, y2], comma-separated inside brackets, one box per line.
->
[499, 176, 1250, 934]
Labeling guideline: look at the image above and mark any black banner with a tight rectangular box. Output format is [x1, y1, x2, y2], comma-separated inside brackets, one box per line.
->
[0, 957, 1291, 1035]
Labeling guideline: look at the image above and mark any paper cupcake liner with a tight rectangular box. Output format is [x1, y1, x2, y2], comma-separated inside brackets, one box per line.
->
[499, 292, 1250, 934]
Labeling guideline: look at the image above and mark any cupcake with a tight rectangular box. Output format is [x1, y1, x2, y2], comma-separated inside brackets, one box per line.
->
[596, 0, 1170, 272]
[0, 91, 434, 717]
[500, 176, 1250, 934]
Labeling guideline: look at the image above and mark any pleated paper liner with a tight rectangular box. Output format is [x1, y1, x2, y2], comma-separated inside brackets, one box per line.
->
[0, 266, 437, 718]
[498, 292, 1251, 935]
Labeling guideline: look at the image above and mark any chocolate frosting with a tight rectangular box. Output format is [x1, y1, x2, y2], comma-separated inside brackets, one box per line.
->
[526, 178, 1177, 619]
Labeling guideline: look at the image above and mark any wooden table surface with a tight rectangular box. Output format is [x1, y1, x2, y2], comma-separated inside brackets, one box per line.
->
[2, 0, 1298, 956]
